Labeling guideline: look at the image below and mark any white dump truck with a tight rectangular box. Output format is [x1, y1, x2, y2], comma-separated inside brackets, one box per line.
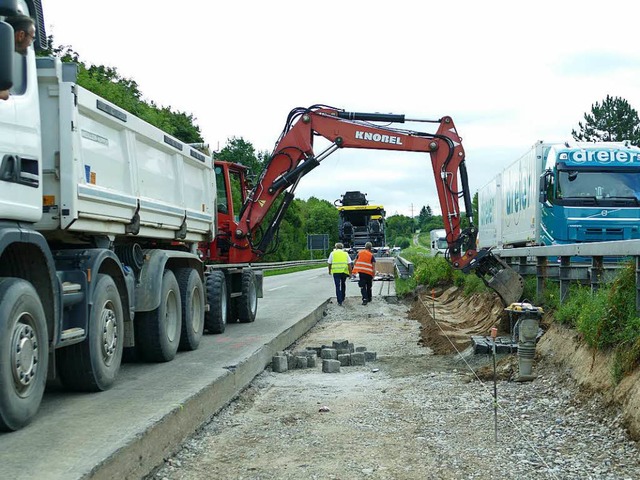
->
[0, 0, 261, 431]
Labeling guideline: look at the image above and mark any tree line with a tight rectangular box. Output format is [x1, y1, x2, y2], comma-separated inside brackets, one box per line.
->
[45, 41, 640, 260]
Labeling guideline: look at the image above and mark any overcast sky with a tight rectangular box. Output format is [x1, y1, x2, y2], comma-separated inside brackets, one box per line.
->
[42, 0, 640, 218]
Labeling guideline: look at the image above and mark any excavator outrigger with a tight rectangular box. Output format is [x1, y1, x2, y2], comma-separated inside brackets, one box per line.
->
[213, 105, 523, 305]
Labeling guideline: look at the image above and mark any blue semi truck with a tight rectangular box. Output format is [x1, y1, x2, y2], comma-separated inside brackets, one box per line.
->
[478, 140, 640, 248]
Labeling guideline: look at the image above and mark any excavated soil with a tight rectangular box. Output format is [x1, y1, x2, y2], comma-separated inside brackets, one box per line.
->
[408, 285, 506, 355]
[409, 285, 640, 439]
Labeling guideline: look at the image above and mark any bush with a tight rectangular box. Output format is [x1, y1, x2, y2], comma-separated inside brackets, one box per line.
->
[522, 276, 559, 311]
[555, 284, 593, 327]
[462, 274, 488, 295]
[414, 256, 455, 287]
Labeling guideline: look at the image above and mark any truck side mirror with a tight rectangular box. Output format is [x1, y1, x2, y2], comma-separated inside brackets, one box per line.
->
[538, 170, 551, 205]
[0, 21, 14, 92]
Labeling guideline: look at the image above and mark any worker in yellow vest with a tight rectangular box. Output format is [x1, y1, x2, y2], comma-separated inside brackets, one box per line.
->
[327, 242, 353, 306]
[352, 242, 376, 305]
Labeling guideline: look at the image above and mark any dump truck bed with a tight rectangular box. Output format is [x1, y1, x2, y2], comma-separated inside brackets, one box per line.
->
[34, 57, 214, 242]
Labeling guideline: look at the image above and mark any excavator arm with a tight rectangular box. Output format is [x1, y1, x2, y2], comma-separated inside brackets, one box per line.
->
[229, 105, 523, 305]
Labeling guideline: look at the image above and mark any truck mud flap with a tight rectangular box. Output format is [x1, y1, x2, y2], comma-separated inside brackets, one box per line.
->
[472, 250, 523, 306]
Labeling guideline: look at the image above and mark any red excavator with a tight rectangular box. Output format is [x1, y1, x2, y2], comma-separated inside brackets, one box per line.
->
[206, 105, 523, 305]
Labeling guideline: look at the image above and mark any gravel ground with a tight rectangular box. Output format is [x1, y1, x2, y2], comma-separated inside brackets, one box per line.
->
[147, 295, 640, 480]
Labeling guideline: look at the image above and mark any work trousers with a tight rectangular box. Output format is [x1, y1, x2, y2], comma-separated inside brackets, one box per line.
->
[332, 273, 349, 305]
[358, 273, 373, 302]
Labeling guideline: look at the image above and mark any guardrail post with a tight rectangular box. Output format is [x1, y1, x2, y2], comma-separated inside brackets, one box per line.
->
[636, 256, 640, 317]
[590, 256, 604, 294]
[536, 256, 547, 302]
[559, 256, 571, 304]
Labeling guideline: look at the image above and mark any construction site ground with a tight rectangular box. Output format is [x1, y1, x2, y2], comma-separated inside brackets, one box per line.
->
[149, 286, 640, 480]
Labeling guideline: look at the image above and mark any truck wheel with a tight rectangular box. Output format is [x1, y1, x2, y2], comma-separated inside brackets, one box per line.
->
[204, 271, 227, 334]
[176, 268, 204, 351]
[135, 269, 182, 362]
[238, 270, 258, 323]
[0, 278, 49, 431]
[58, 274, 124, 392]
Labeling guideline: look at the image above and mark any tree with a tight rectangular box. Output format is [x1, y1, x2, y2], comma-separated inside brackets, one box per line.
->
[41, 39, 204, 144]
[417, 205, 432, 230]
[215, 137, 266, 178]
[572, 95, 640, 145]
[386, 215, 414, 246]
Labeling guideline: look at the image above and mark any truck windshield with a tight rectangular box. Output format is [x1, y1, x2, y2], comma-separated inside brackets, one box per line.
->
[557, 170, 640, 203]
[436, 239, 448, 250]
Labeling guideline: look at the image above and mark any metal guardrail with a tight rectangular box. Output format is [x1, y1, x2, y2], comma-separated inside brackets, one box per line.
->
[395, 256, 414, 279]
[255, 259, 327, 271]
[491, 240, 640, 314]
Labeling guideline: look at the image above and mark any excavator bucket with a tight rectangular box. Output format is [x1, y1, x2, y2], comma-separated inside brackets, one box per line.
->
[473, 250, 524, 306]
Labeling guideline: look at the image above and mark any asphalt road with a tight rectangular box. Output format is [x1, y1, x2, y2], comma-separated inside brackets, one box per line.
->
[0, 267, 394, 480]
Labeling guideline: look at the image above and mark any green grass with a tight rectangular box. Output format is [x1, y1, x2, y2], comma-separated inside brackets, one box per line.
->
[397, 253, 640, 383]
[517, 262, 640, 384]
[393, 249, 488, 295]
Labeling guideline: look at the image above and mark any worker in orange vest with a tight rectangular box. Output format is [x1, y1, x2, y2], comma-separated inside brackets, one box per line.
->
[352, 242, 376, 305]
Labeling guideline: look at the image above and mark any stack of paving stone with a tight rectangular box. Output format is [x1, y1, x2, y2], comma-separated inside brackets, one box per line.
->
[271, 339, 377, 374]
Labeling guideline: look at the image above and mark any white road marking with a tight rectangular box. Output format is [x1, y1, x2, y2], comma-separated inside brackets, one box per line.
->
[268, 285, 288, 291]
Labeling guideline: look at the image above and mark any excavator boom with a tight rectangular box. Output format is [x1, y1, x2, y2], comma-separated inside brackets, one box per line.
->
[227, 105, 522, 305]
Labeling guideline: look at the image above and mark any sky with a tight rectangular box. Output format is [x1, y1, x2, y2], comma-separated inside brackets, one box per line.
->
[41, 0, 640, 218]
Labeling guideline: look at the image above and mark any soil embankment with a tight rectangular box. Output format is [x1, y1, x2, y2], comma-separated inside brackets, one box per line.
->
[410, 285, 640, 441]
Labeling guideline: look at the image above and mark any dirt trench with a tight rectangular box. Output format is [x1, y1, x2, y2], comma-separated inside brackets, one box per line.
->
[408, 285, 640, 441]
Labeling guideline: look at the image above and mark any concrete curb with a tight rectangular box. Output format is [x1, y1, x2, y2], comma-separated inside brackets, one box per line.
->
[90, 300, 329, 480]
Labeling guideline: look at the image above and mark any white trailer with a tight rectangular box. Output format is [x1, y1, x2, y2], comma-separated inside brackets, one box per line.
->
[478, 142, 551, 248]
[478, 140, 640, 248]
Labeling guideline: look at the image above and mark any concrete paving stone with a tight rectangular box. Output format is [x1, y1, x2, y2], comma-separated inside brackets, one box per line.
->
[348, 342, 355, 353]
[332, 339, 349, 350]
[364, 351, 377, 362]
[287, 354, 297, 369]
[337, 348, 350, 355]
[295, 356, 308, 369]
[351, 352, 365, 366]
[322, 359, 341, 373]
[305, 347, 323, 356]
[338, 354, 351, 366]
[272, 356, 288, 373]
[321, 348, 338, 360]
[355, 346, 367, 352]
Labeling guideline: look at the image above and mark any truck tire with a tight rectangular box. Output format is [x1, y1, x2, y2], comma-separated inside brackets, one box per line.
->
[135, 269, 182, 362]
[0, 278, 49, 431]
[204, 271, 227, 334]
[58, 274, 124, 392]
[176, 268, 205, 351]
[238, 270, 258, 323]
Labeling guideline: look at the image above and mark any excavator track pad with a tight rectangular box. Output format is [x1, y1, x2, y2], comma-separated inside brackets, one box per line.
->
[473, 250, 523, 306]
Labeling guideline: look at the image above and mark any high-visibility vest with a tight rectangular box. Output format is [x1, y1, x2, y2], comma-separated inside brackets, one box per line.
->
[330, 249, 351, 274]
[352, 250, 375, 276]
